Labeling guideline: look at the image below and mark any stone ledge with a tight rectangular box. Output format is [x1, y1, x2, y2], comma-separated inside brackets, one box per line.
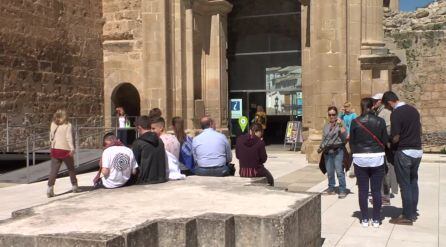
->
[0, 177, 321, 247]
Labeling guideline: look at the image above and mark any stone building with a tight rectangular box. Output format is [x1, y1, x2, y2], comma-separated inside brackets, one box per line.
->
[102, 0, 410, 160]
[103, 0, 231, 129]
[0, 0, 104, 146]
[2, 0, 444, 158]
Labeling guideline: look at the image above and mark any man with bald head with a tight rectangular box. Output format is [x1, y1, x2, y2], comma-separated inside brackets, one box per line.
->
[192, 117, 233, 176]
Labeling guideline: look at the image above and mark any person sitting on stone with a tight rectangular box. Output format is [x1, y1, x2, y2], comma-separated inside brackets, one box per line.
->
[149, 108, 162, 119]
[172, 116, 195, 175]
[94, 133, 138, 189]
[150, 116, 185, 180]
[132, 116, 168, 184]
[192, 117, 234, 177]
[236, 123, 273, 186]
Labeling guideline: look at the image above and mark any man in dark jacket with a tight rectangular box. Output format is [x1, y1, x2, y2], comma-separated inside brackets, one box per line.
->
[132, 116, 167, 184]
[382, 91, 422, 226]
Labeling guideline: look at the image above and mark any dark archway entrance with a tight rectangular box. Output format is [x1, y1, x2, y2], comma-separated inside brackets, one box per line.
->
[111, 83, 141, 124]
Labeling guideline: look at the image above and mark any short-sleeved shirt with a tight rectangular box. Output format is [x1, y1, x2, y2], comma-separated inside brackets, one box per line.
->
[192, 128, 232, 168]
[101, 146, 138, 188]
[341, 112, 357, 135]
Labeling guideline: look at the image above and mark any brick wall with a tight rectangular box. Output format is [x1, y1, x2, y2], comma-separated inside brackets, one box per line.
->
[0, 0, 104, 129]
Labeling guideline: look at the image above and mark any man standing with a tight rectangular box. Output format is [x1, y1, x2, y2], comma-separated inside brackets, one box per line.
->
[192, 117, 234, 177]
[132, 116, 168, 184]
[382, 91, 422, 225]
[372, 93, 398, 205]
[94, 133, 138, 189]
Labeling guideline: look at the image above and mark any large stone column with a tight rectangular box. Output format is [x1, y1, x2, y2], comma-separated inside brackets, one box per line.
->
[361, 0, 384, 48]
[142, 0, 173, 121]
[301, 0, 348, 162]
[193, 0, 232, 129]
[359, 0, 400, 98]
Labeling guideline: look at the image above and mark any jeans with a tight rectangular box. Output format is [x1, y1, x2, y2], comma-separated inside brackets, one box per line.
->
[48, 156, 77, 186]
[394, 151, 421, 220]
[194, 165, 232, 177]
[354, 164, 385, 221]
[324, 150, 346, 193]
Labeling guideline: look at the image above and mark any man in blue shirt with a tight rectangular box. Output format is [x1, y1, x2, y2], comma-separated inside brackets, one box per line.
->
[192, 117, 234, 176]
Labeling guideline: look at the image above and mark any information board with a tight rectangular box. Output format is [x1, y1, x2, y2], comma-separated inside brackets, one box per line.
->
[284, 121, 303, 145]
[230, 99, 243, 119]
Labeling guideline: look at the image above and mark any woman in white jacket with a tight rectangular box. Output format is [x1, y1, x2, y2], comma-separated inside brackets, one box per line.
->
[47, 110, 78, 197]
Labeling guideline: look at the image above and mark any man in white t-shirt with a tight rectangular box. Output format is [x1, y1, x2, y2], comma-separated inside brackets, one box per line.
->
[97, 133, 138, 189]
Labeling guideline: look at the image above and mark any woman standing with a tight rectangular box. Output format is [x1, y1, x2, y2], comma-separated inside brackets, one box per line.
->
[236, 123, 274, 186]
[172, 117, 194, 175]
[318, 106, 348, 199]
[349, 98, 388, 228]
[48, 109, 78, 198]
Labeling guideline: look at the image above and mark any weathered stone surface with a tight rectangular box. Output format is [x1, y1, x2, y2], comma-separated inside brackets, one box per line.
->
[416, 10, 430, 19]
[0, 0, 104, 147]
[196, 214, 235, 247]
[384, 1, 446, 149]
[36, 233, 125, 247]
[0, 177, 321, 247]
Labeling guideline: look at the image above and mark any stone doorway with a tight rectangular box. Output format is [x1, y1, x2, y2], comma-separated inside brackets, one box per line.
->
[111, 83, 141, 123]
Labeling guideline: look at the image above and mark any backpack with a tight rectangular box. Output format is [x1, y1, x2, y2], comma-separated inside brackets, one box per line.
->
[179, 136, 194, 171]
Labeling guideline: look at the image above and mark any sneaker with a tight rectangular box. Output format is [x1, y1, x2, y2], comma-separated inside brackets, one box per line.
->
[72, 185, 80, 193]
[389, 215, 413, 225]
[338, 192, 347, 199]
[325, 188, 336, 195]
[47, 186, 55, 198]
[372, 220, 380, 228]
[361, 219, 369, 228]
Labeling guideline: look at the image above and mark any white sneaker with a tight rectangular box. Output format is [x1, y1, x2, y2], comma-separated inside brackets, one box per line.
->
[372, 220, 380, 228]
[72, 185, 80, 193]
[361, 219, 369, 228]
[47, 186, 55, 198]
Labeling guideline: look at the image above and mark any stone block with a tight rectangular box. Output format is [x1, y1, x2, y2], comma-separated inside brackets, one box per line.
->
[196, 214, 235, 247]
[124, 221, 158, 247]
[36, 233, 125, 247]
[157, 218, 197, 247]
[0, 234, 36, 247]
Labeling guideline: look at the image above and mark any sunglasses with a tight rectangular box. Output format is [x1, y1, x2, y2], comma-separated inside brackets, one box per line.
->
[328, 113, 337, 116]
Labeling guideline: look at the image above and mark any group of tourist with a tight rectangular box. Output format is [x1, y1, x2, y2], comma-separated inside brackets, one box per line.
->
[47, 108, 274, 198]
[318, 91, 422, 227]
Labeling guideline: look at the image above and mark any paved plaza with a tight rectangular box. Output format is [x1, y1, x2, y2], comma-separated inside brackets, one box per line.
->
[0, 146, 444, 246]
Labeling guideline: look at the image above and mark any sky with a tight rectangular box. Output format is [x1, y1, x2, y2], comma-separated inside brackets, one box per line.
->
[400, 0, 435, 11]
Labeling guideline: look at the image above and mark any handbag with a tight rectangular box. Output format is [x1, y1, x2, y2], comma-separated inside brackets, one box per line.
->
[319, 153, 326, 174]
[353, 119, 393, 165]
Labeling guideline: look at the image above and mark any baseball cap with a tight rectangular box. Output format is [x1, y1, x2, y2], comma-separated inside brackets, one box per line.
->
[372, 93, 384, 100]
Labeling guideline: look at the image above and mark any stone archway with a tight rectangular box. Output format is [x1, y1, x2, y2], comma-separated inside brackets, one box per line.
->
[111, 83, 141, 122]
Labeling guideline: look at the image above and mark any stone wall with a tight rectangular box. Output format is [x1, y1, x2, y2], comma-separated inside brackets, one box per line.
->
[0, 0, 104, 146]
[384, 1, 446, 151]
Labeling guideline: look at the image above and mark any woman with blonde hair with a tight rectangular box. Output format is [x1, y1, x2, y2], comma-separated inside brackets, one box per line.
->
[47, 109, 78, 197]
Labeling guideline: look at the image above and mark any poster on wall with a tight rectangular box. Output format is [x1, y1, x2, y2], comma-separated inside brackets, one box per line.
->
[230, 99, 243, 119]
[265, 66, 302, 116]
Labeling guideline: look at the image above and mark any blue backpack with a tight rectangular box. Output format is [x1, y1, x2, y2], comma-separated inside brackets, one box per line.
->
[179, 136, 194, 171]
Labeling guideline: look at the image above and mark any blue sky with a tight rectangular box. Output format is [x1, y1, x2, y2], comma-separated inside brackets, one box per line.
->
[400, 0, 434, 11]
